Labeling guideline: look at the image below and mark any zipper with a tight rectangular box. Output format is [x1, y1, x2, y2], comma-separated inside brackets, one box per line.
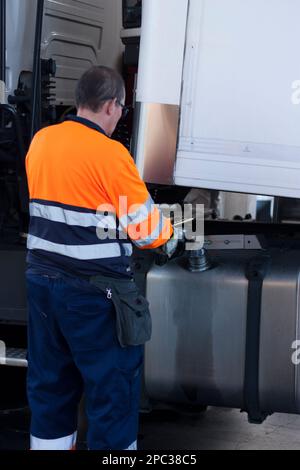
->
[106, 288, 112, 300]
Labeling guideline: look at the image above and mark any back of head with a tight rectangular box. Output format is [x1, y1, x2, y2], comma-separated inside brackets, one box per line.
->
[75, 66, 125, 113]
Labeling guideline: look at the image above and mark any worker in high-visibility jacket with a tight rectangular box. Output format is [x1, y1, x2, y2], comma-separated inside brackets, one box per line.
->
[25, 66, 176, 451]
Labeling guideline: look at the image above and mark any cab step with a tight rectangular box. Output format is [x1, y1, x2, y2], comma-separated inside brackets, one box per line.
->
[0, 341, 27, 367]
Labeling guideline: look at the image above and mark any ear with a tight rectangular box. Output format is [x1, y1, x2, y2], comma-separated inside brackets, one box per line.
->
[105, 99, 117, 117]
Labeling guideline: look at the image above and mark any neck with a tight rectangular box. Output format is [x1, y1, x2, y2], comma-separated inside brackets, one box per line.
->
[77, 108, 109, 135]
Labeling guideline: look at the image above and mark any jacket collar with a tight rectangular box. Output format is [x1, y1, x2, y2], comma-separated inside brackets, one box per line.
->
[64, 115, 107, 136]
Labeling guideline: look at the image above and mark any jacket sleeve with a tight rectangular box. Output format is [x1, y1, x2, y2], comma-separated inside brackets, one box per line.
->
[102, 145, 173, 250]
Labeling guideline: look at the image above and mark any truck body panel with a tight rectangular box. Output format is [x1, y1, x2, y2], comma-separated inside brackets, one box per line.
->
[136, 0, 300, 198]
[5, 0, 123, 105]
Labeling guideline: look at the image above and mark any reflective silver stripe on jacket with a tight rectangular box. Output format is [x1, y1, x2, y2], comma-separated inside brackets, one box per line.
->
[119, 195, 155, 229]
[30, 202, 118, 230]
[27, 235, 132, 260]
[133, 213, 168, 248]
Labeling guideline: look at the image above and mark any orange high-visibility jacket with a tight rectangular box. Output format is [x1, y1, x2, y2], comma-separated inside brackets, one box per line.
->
[25, 117, 173, 277]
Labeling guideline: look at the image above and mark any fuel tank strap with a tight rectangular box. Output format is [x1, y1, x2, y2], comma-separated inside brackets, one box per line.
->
[244, 255, 271, 424]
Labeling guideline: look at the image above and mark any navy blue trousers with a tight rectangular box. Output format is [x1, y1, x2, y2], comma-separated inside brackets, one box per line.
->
[26, 272, 143, 450]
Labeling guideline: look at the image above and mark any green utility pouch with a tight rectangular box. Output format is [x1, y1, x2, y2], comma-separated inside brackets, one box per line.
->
[90, 275, 152, 348]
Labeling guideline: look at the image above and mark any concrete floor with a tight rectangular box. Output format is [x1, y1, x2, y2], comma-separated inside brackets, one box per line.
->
[139, 407, 300, 450]
[1, 406, 300, 450]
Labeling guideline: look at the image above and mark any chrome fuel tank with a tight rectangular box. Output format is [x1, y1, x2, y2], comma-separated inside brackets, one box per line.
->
[144, 250, 300, 415]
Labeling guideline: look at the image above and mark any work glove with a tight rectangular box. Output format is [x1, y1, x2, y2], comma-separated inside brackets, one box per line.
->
[154, 227, 185, 265]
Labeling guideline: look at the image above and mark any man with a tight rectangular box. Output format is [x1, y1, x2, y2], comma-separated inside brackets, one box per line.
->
[25, 66, 174, 450]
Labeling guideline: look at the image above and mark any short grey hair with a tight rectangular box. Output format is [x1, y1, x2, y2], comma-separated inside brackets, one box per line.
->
[75, 66, 125, 112]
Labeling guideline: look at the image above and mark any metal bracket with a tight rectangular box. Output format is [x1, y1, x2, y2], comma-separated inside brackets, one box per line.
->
[243, 256, 271, 424]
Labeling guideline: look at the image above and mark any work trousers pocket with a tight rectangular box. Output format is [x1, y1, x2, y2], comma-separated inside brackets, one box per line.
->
[113, 282, 152, 348]
[90, 276, 152, 348]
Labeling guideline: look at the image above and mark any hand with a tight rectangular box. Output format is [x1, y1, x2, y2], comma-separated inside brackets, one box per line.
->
[155, 227, 185, 260]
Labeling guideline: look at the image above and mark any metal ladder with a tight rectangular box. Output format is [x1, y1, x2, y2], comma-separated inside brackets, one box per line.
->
[0, 341, 27, 367]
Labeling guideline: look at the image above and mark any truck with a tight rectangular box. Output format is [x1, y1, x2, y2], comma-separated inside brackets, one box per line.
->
[1, 0, 300, 427]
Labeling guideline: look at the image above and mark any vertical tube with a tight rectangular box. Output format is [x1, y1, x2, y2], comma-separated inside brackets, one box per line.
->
[30, 0, 44, 140]
[0, 0, 6, 83]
